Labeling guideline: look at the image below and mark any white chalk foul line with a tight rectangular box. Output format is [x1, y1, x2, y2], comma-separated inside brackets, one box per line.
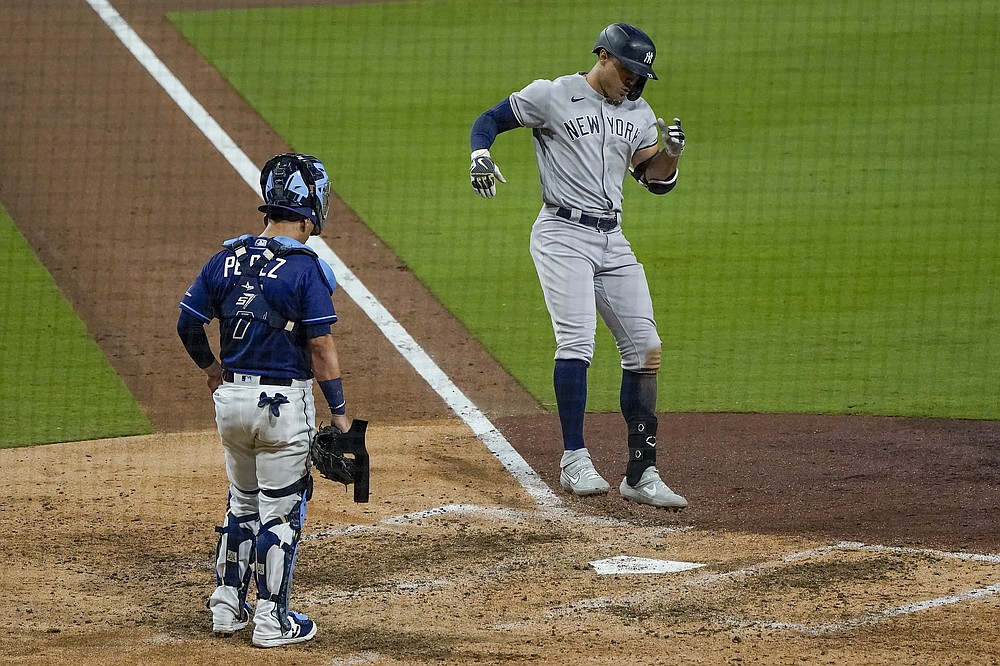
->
[689, 540, 1000, 588]
[303, 503, 534, 541]
[722, 581, 1000, 635]
[841, 540, 1000, 564]
[685, 542, 848, 587]
[87, 0, 560, 509]
[79, 11, 999, 620]
[695, 540, 1000, 633]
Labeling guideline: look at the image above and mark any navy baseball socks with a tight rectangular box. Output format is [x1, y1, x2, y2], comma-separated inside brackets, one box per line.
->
[554, 359, 588, 451]
[619, 416, 688, 511]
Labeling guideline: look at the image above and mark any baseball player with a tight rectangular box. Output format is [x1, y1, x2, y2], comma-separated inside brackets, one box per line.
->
[468, 23, 687, 509]
[177, 153, 352, 647]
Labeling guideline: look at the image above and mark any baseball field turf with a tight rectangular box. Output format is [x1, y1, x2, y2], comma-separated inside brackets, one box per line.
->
[3, 1, 996, 447]
[168, 0, 999, 419]
[0, 204, 152, 447]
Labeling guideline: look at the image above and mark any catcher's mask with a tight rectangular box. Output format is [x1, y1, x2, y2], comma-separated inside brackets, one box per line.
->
[592, 23, 658, 101]
[258, 152, 331, 235]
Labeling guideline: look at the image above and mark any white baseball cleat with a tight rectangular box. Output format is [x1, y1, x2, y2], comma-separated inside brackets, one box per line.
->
[620, 467, 688, 510]
[559, 447, 611, 496]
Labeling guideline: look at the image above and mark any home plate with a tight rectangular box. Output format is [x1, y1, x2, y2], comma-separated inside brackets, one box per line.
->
[590, 556, 706, 575]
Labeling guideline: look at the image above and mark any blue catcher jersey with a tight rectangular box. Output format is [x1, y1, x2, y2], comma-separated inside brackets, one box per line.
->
[180, 235, 338, 379]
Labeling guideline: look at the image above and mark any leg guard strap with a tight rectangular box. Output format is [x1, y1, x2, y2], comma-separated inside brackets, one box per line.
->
[625, 416, 658, 486]
[260, 474, 311, 499]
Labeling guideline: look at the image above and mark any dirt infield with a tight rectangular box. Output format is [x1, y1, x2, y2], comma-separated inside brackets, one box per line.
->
[1, 2, 998, 664]
[4, 430, 1000, 665]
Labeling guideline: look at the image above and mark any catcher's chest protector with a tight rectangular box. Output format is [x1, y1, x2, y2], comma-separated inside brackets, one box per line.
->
[219, 235, 318, 333]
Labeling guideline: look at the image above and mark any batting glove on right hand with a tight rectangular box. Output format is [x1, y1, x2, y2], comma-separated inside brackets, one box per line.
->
[470, 149, 506, 199]
[658, 117, 685, 158]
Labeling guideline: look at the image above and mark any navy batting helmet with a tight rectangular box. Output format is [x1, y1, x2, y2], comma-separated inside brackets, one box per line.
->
[592, 23, 658, 101]
[258, 153, 331, 235]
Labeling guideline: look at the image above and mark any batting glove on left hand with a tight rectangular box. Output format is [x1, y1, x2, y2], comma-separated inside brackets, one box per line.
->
[470, 149, 506, 199]
[658, 117, 685, 158]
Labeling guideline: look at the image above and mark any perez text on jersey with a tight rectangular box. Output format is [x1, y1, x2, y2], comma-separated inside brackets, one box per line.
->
[180, 236, 337, 379]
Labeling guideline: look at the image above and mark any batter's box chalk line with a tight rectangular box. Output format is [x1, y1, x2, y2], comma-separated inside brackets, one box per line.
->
[326, 652, 380, 666]
[305, 503, 692, 542]
[306, 577, 454, 603]
[688, 540, 1000, 634]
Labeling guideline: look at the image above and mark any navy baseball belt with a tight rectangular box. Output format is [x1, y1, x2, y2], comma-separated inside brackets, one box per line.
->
[554, 206, 620, 232]
[222, 370, 299, 387]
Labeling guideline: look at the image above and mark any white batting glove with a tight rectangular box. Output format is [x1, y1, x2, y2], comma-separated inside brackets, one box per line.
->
[658, 117, 685, 158]
[470, 149, 506, 199]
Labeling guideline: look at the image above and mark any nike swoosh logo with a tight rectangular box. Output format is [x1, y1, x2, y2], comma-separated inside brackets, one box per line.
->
[571, 96, 585, 102]
[642, 486, 658, 497]
[566, 472, 582, 484]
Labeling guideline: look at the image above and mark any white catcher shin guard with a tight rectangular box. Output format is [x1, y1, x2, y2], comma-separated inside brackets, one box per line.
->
[209, 493, 259, 634]
[252, 482, 316, 647]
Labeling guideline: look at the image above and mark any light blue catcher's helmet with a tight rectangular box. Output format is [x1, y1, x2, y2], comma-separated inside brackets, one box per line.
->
[258, 152, 331, 235]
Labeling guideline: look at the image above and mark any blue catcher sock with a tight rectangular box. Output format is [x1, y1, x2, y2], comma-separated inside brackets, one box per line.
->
[554, 359, 588, 451]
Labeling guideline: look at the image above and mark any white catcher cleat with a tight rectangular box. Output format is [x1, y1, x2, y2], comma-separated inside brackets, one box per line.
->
[560, 447, 611, 496]
[620, 467, 688, 511]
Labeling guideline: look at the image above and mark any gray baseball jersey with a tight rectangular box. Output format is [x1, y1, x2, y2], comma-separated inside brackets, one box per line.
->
[509, 73, 659, 214]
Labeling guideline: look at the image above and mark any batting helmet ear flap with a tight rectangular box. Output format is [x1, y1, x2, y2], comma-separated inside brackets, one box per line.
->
[627, 77, 647, 102]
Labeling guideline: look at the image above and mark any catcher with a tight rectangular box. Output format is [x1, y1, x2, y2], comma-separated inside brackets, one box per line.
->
[177, 152, 368, 648]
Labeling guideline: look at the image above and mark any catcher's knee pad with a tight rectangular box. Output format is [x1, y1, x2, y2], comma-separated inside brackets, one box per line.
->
[213, 488, 260, 607]
[254, 478, 308, 632]
[625, 416, 658, 486]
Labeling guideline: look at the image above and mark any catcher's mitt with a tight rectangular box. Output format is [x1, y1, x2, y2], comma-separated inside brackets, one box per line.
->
[310, 419, 370, 503]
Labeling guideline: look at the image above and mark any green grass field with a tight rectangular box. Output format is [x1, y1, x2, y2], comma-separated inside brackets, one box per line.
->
[0, 204, 152, 447]
[171, 0, 1000, 418]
